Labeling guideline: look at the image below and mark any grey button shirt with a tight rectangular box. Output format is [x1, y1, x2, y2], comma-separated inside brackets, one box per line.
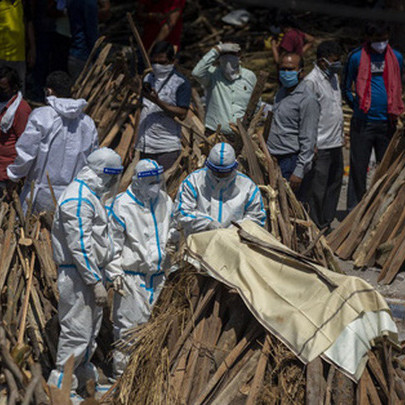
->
[267, 80, 320, 178]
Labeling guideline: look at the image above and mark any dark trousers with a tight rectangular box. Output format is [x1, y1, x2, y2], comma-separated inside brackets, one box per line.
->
[306, 147, 343, 230]
[275, 153, 306, 201]
[140, 150, 181, 171]
[347, 118, 395, 210]
[276, 153, 298, 181]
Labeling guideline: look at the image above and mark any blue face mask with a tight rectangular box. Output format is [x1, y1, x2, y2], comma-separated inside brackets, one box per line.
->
[279, 70, 300, 88]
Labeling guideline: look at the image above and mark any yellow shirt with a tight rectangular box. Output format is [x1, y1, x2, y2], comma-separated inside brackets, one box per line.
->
[0, 0, 25, 62]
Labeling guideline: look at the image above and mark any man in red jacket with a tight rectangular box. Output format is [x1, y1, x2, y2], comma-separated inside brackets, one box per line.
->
[0, 67, 31, 196]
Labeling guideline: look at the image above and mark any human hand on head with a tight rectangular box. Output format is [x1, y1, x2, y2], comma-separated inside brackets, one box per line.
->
[216, 43, 241, 54]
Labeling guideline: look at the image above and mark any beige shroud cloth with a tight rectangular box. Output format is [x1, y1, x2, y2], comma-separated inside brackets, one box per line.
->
[186, 220, 398, 380]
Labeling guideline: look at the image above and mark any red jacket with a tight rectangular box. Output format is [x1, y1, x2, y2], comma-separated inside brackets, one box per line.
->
[0, 96, 31, 181]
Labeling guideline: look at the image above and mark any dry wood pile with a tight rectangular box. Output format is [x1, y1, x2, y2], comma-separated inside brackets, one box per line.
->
[327, 124, 405, 284]
[0, 195, 58, 404]
[111, 268, 405, 405]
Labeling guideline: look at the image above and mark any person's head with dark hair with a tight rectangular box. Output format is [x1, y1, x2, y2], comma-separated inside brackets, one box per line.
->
[0, 66, 21, 103]
[278, 12, 299, 31]
[364, 21, 390, 53]
[45, 71, 73, 98]
[278, 53, 304, 90]
[150, 41, 175, 65]
[316, 40, 343, 76]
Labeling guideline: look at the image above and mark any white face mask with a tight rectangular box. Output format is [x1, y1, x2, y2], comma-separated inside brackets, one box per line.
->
[148, 183, 161, 201]
[370, 40, 389, 54]
[219, 54, 240, 81]
[152, 63, 174, 79]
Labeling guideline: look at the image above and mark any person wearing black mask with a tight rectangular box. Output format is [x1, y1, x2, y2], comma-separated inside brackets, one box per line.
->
[304, 41, 344, 232]
[0, 67, 31, 197]
[343, 21, 404, 211]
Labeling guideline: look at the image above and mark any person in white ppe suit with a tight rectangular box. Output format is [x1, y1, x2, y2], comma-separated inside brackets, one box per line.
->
[7, 71, 98, 213]
[105, 159, 174, 379]
[174, 142, 266, 235]
[48, 148, 123, 394]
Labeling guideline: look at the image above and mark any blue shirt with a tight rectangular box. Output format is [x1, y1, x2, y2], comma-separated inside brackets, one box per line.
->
[67, 0, 98, 61]
[343, 46, 403, 121]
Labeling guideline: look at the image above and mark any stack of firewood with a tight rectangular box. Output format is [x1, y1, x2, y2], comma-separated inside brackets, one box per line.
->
[0, 195, 58, 404]
[111, 269, 405, 405]
[328, 125, 405, 284]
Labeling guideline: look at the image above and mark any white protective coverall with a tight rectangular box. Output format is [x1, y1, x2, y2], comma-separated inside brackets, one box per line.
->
[7, 96, 98, 212]
[174, 142, 266, 235]
[48, 148, 123, 391]
[105, 159, 174, 377]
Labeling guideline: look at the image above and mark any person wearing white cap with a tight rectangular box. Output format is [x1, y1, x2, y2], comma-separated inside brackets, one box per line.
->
[48, 147, 123, 395]
[105, 159, 175, 379]
[174, 142, 266, 236]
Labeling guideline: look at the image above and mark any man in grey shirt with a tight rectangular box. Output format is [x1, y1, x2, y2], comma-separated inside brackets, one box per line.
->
[267, 53, 320, 195]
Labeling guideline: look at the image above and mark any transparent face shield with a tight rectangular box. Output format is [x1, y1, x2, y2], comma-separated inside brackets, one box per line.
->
[205, 158, 238, 185]
[101, 166, 124, 206]
[133, 165, 166, 203]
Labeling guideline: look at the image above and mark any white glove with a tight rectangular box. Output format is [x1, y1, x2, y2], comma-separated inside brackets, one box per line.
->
[217, 43, 241, 54]
[92, 282, 108, 307]
[112, 275, 127, 297]
[208, 220, 222, 230]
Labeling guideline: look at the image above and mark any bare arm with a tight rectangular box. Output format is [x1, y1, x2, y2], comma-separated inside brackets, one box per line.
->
[271, 38, 280, 64]
[150, 9, 181, 51]
[302, 33, 315, 55]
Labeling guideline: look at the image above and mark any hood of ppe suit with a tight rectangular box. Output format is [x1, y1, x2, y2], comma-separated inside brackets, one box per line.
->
[131, 159, 165, 203]
[206, 142, 238, 190]
[47, 96, 87, 120]
[76, 148, 123, 196]
[206, 142, 237, 172]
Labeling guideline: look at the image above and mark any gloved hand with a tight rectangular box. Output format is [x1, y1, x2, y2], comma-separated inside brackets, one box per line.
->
[112, 275, 127, 297]
[208, 220, 222, 230]
[216, 42, 241, 54]
[92, 281, 108, 307]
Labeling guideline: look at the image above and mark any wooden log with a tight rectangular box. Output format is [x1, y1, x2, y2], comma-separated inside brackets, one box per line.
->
[331, 369, 355, 405]
[169, 280, 216, 365]
[353, 170, 405, 266]
[371, 126, 405, 187]
[127, 12, 152, 71]
[0, 206, 16, 293]
[242, 71, 269, 128]
[306, 357, 326, 405]
[246, 334, 271, 405]
[210, 348, 260, 405]
[17, 222, 40, 346]
[378, 223, 405, 284]
[190, 288, 223, 401]
[180, 317, 207, 404]
[236, 119, 265, 185]
[193, 321, 261, 405]
[357, 370, 371, 405]
[327, 173, 387, 252]
[368, 351, 389, 401]
[73, 36, 106, 92]
[354, 184, 405, 267]
[364, 368, 383, 405]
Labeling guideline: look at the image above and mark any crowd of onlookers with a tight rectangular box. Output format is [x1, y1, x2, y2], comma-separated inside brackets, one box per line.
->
[0, 1, 403, 233]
